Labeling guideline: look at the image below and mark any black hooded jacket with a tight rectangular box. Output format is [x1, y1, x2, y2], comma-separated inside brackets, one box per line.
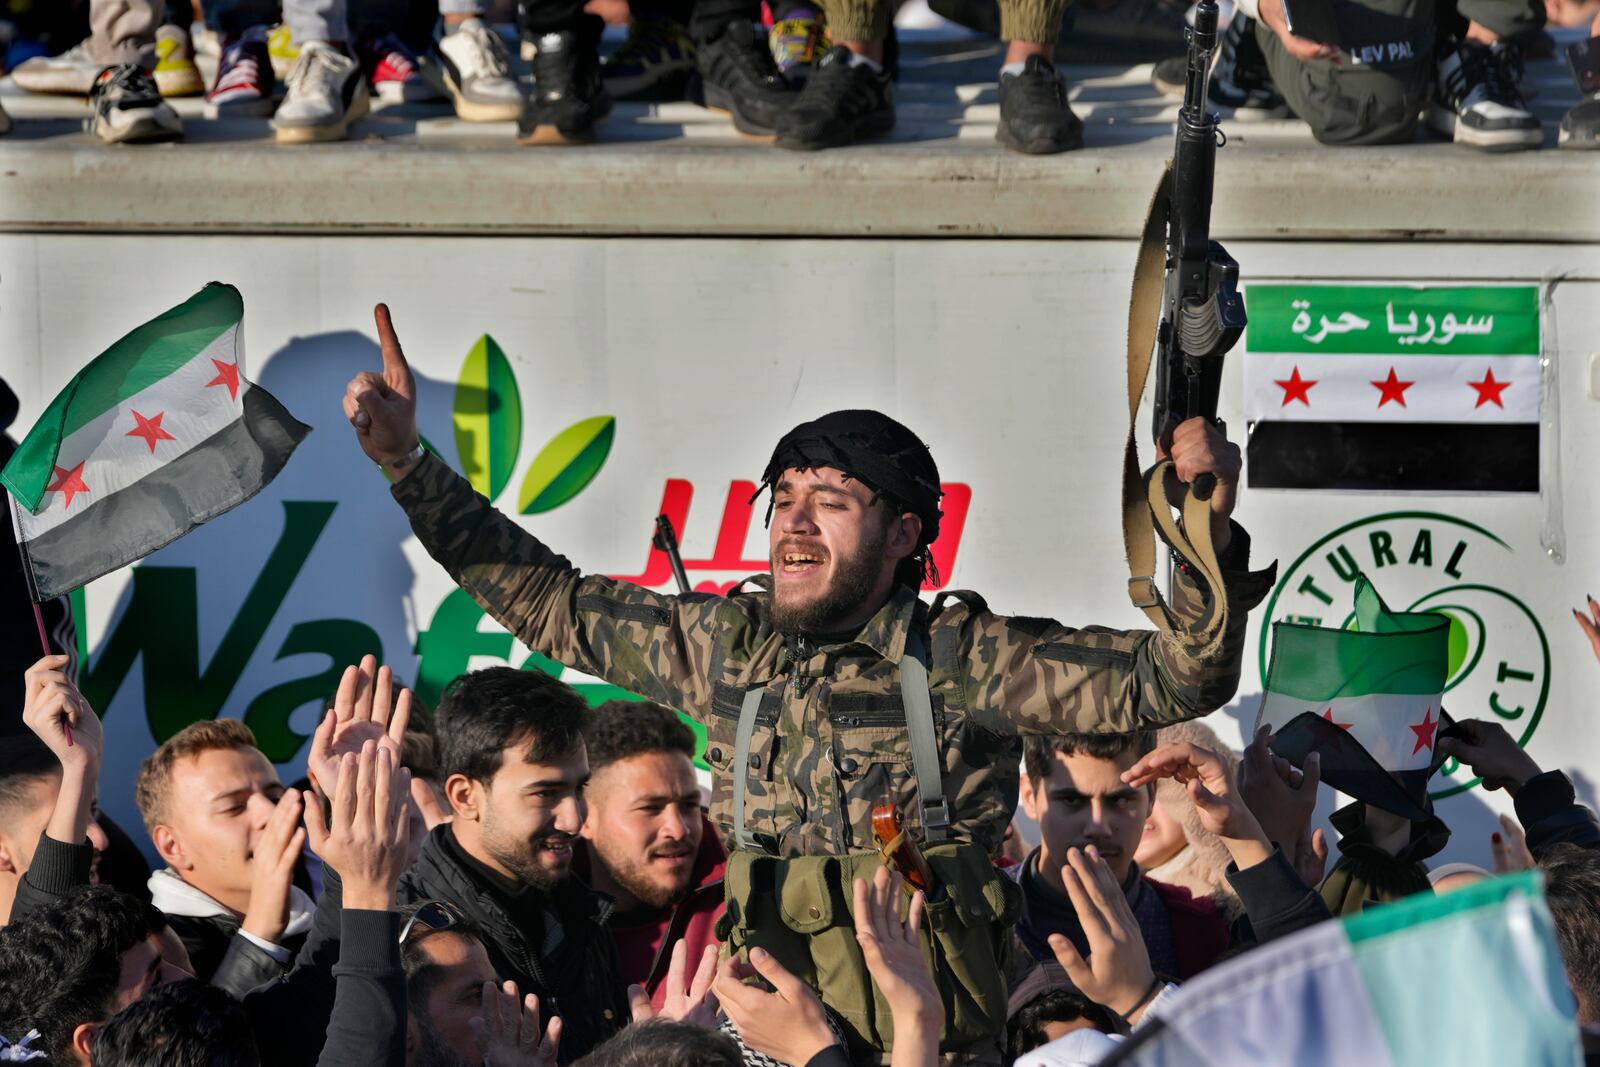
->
[397, 826, 628, 1063]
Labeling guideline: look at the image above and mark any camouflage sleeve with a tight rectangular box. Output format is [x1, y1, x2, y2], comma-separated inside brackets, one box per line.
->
[964, 521, 1276, 735]
[390, 452, 732, 720]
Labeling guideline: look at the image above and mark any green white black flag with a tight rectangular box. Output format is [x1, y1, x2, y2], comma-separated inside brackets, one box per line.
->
[1, 283, 308, 600]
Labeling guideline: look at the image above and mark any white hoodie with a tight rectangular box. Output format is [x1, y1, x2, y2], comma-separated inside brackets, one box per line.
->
[147, 867, 315, 962]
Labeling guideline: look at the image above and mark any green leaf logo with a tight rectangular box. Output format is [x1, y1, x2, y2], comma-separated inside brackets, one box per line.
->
[453, 335, 522, 501]
[519, 415, 615, 514]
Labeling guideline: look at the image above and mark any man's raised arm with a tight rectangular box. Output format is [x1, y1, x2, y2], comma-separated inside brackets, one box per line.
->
[963, 420, 1275, 736]
[346, 305, 724, 717]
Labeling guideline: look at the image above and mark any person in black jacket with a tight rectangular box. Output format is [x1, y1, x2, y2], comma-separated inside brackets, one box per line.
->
[397, 667, 629, 1065]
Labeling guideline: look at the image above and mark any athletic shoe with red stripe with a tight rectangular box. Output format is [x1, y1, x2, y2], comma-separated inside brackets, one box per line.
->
[357, 33, 438, 102]
[208, 24, 276, 115]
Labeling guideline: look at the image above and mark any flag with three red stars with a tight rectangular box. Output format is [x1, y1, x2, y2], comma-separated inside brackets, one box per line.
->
[0, 283, 308, 600]
[1254, 574, 1453, 822]
[1241, 283, 1541, 493]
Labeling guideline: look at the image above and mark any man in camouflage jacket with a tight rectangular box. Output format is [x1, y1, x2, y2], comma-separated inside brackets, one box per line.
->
[343, 306, 1274, 865]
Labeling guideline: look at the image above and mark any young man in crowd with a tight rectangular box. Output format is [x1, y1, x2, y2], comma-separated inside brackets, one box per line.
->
[134, 720, 315, 997]
[396, 666, 629, 1064]
[574, 700, 726, 1011]
[0, 885, 190, 1066]
[398, 904, 561, 1067]
[1015, 730, 1333, 980]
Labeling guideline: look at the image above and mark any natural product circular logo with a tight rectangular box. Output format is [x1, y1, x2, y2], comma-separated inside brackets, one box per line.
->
[1259, 511, 1550, 799]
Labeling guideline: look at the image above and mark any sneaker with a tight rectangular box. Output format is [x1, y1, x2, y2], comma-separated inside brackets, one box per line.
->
[996, 55, 1083, 154]
[1151, 52, 1186, 97]
[89, 63, 183, 143]
[154, 24, 205, 97]
[518, 28, 612, 144]
[692, 19, 797, 136]
[209, 25, 276, 116]
[1429, 40, 1541, 150]
[603, 16, 695, 101]
[272, 41, 370, 143]
[268, 24, 301, 79]
[1208, 15, 1287, 116]
[11, 41, 100, 95]
[774, 45, 891, 150]
[357, 33, 436, 102]
[1559, 95, 1600, 148]
[768, 9, 829, 88]
[438, 17, 525, 122]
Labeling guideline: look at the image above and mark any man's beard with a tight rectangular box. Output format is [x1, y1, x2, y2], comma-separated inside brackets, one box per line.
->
[411, 1016, 472, 1067]
[594, 839, 695, 910]
[770, 526, 886, 635]
[481, 811, 574, 892]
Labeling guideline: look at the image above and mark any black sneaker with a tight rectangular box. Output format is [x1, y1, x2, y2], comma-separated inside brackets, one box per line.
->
[1151, 53, 1187, 97]
[1428, 40, 1541, 150]
[691, 20, 796, 136]
[89, 63, 183, 144]
[1209, 16, 1286, 116]
[774, 45, 892, 150]
[1560, 95, 1600, 148]
[602, 15, 695, 101]
[996, 55, 1083, 154]
[519, 27, 613, 144]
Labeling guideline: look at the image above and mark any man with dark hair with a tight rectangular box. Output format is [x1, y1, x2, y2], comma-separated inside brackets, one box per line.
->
[1541, 844, 1600, 1030]
[347, 305, 1270, 1061]
[0, 885, 189, 1066]
[398, 667, 627, 1064]
[575, 700, 726, 1011]
[1004, 987, 1121, 1062]
[91, 979, 259, 1067]
[575, 1020, 742, 1067]
[1014, 732, 1232, 981]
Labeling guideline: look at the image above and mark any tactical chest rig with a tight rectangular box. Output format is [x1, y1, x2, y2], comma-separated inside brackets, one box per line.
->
[718, 631, 1020, 1063]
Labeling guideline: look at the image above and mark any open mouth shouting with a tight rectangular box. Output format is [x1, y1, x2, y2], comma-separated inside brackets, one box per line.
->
[776, 540, 829, 581]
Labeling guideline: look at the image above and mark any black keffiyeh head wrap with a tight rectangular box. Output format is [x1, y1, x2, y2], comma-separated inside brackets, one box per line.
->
[754, 409, 943, 587]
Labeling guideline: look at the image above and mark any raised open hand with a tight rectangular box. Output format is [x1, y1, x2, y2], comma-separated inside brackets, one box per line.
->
[1491, 813, 1536, 873]
[629, 941, 719, 1027]
[1046, 846, 1159, 1023]
[1575, 595, 1600, 667]
[305, 740, 412, 910]
[471, 981, 561, 1067]
[1125, 741, 1266, 847]
[344, 303, 418, 469]
[714, 948, 837, 1065]
[853, 868, 941, 1024]
[307, 656, 413, 795]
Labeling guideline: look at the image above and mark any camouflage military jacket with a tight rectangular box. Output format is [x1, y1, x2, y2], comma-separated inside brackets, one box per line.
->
[394, 454, 1274, 857]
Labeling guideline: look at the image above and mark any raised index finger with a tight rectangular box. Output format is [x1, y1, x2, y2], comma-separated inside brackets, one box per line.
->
[374, 303, 415, 397]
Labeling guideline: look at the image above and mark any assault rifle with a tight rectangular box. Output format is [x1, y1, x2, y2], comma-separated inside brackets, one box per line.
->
[652, 515, 692, 594]
[1150, 0, 1247, 500]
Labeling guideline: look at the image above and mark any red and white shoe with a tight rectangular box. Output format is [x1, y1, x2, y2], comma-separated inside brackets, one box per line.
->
[208, 24, 277, 115]
[357, 34, 439, 103]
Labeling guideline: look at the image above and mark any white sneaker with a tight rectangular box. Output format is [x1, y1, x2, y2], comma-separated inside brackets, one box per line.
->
[271, 41, 370, 144]
[12, 41, 101, 95]
[88, 64, 183, 144]
[437, 18, 525, 122]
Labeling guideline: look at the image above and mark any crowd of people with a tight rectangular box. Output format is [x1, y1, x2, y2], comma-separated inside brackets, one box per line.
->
[0, 0, 1594, 151]
[1, 630, 1598, 1066]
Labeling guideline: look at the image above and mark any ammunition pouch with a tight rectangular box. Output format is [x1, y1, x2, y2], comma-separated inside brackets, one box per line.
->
[717, 842, 1020, 1057]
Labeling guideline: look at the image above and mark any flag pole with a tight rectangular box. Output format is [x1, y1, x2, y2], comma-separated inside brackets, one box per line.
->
[12, 492, 70, 747]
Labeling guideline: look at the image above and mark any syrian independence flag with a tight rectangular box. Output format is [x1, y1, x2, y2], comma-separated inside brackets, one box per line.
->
[1254, 574, 1450, 821]
[1104, 872, 1582, 1067]
[1, 283, 308, 600]
[1243, 284, 1541, 492]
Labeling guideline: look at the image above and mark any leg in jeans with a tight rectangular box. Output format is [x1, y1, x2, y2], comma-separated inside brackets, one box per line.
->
[1254, 0, 1432, 145]
[1439, 0, 1544, 41]
[89, 0, 161, 66]
[350, 0, 410, 39]
[519, 0, 594, 37]
[202, 0, 282, 36]
[688, 0, 759, 40]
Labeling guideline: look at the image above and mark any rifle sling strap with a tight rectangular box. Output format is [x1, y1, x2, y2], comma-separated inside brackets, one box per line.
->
[1122, 164, 1230, 660]
[731, 630, 949, 852]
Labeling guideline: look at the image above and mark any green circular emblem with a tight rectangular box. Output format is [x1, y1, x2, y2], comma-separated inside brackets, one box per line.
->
[1259, 512, 1550, 800]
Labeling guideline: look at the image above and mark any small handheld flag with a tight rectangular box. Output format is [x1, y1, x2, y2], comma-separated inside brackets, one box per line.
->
[0, 283, 308, 601]
[1254, 574, 1453, 821]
